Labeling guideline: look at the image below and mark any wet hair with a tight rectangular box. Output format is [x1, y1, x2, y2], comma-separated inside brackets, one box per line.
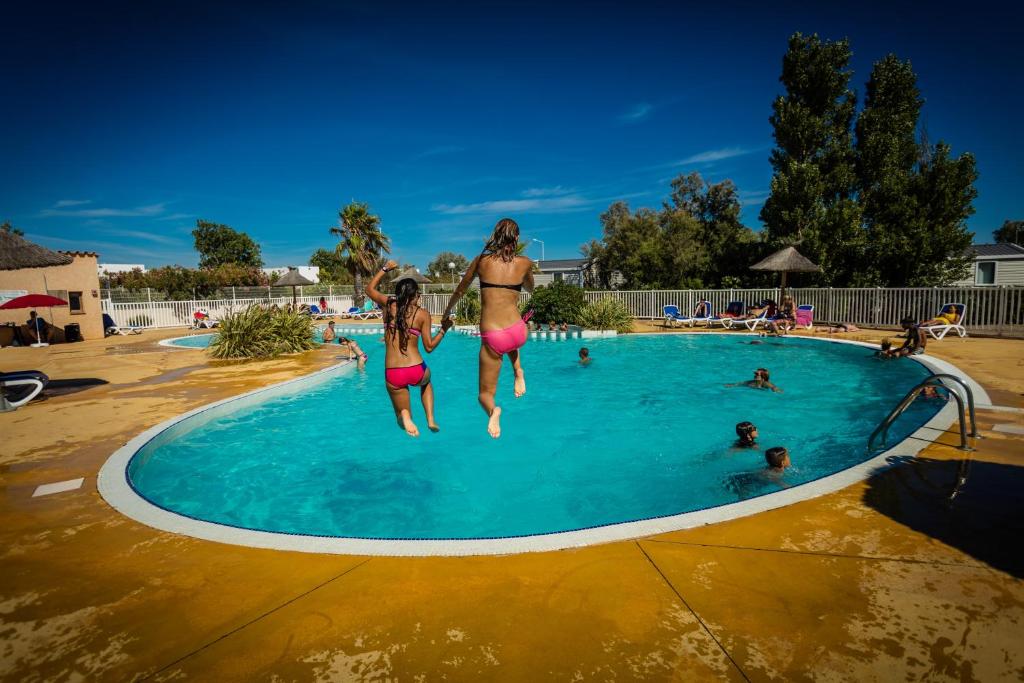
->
[880, 338, 891, 351]
[900, 315, 916, 327]
[765, 447, 789, 469]
[755, 368, 770, 381]
[579, 347, 589, 358]
[736, 421, 757, 444]
[384, 278, 420, 353]
[327, 320, 335, 326]
[482, 217, 520, 263]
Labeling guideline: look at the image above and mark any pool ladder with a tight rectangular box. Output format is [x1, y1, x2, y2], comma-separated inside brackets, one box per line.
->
[868, 374, 980, 453]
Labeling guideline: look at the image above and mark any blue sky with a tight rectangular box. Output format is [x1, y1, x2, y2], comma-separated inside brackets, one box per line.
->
[1, 1, 1021, 270]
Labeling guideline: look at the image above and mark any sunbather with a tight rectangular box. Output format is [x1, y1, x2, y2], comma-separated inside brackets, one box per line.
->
[824, 322, 860, 333]
[766, 295, 796, 335]
[920, 305, 962, 327]
[367, 260, 452, 436]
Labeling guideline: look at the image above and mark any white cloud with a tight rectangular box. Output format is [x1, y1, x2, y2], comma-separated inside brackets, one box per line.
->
[739, 189, 770, 206]
[40, 202, 167, 218]
[521, 186, 574, 198]
[55, 199, 92, 208]
[432, 195, 591, 215]
[98, 228, 184, 246]
[619, 103, 653, 123]
[157, 213, 193, 221]
[677, 146, 754, 165]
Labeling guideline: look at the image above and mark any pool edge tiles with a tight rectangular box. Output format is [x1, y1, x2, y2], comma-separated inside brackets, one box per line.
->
[97, 337, 981, 557]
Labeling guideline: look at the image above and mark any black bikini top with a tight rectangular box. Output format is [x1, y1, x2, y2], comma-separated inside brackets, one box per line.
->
[479, 280, 523, 292]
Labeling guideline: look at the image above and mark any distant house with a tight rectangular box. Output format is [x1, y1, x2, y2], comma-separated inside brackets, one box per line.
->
[534, 258, 620, 288]
[954, 244, 1024, 286]
[98, 263, 146, 276]
[263, 265, 320, 284]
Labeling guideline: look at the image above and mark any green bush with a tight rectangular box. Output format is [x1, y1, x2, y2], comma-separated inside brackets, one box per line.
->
[578, 297, 634, 333]
[209, 305, 316, 360]
[524, 281, 585, 324]
[454, 288, 481, 325]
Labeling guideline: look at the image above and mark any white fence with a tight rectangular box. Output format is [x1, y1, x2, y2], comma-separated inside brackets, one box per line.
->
[103, 286, 1024, 336]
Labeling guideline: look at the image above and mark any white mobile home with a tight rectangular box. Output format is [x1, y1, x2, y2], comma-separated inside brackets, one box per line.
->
[955, 243, 1024, 286]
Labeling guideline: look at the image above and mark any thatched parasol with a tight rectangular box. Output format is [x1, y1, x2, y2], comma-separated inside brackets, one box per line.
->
[275, 267, 315, 307]
[391, 267, 431, 284]
[749, 246, 821, 298]
[0, 230, 74, 270]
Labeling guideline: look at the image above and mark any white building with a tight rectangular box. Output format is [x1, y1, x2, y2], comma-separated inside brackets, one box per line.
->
[954, 244, 1024, 286]
[98, 263, 146, 275]
[263, 265, 320, 284]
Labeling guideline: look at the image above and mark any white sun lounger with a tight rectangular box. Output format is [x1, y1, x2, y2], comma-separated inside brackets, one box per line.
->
[921, 303, 967, 340]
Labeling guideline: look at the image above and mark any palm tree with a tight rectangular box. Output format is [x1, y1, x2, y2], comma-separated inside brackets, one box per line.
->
[330, 202, 390, 304]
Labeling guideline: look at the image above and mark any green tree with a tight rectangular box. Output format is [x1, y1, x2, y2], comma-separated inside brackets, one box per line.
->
[309, 248, 354, 284]
[1, 220, 25, 236]
[192, 220, 263, 269]
[426, 251, 470, 283]
[330, 201, 390, 304]
[993, 220, 1024, 244]
[760, 33, 863, 285]
[855, 55, 975, 285]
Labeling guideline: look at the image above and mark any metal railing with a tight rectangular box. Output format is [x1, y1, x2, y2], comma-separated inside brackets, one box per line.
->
[868, 374, 980, 453]
[102, 295, 355, 329]
[100, 285, 1024, 335]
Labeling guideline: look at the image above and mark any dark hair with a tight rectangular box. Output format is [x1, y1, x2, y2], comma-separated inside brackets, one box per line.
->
[756, 368, 770, 381]
[482, 217, 520, 262]
[384, 278, 420, 353]
[880, 338, 891, 350]
[901, 315, 916, 327]
[579, 347, 589, 357]
[765, 446, 788, 469]
[736, 421, 757, 443]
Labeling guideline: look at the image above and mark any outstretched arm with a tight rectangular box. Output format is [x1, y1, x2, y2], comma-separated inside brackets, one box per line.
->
[442, 255, 480, 320]
[366, 260, 398, 307]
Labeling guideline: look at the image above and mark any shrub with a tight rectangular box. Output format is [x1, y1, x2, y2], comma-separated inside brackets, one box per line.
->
[578, 297, 634, 333]
[209, 305, 316, 360]
[127, 314, 152, 327]
[525, 281, 585, 324]
[454, 288, 481, 325]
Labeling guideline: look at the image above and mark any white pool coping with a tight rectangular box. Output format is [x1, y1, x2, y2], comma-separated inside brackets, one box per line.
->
[98, 333, 987, 557]
[158, 333, 217, 349]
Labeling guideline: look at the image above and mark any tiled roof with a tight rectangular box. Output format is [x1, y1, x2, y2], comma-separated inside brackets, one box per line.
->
[967, 243, 1024, 258]
[59, 250, 100, 258]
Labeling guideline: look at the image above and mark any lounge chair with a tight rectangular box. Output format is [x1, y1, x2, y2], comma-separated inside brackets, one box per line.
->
[795, 304, 814, 330]
[662, 305, 690, 328]
[308, 305, 332, 320]
[740, 309, 770, 331]
[0, 370, 49, 412]
[921, 303, 967, 340]
[687, 300, 714, 327]
[338, 306, 361, 319]
[192, 311, 219, 329]
[352, 303, 383, 320]
[103, 313, 143, 336]
[711, 301, 745, 328]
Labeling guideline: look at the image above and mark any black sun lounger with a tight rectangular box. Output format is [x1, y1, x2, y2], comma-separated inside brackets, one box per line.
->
[0, 370, 49, 411]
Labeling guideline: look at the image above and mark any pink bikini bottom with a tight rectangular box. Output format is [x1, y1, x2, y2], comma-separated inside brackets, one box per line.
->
[385, 362, 427, 389]
[480, 319, 528, 355]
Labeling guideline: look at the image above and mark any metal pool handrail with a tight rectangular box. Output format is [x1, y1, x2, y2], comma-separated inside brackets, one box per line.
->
[868, 374, 979, 453]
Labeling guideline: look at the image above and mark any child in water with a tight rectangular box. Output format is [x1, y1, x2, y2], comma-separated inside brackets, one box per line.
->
[578, 347, 591, 365]
[735, 421, 758, 448]
[765, 446, 791, 472]
[726, 368, 782, 393]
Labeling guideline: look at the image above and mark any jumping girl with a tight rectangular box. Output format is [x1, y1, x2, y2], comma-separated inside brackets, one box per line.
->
[367, 260, 451, 437]
[443, 218, 535, 438]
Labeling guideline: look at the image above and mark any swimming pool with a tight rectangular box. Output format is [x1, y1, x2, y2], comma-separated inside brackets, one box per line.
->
[161, 325, 350, 349]
[105, 333, 960, 553]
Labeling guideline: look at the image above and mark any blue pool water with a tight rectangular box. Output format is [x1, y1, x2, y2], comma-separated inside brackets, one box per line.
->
[130, 333, 941, 539]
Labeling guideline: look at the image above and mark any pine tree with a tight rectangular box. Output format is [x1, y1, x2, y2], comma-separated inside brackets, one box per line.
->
[760, 33, 863, 285]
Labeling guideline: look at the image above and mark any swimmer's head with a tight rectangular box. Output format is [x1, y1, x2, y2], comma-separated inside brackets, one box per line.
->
[736, 421, 758, 444]
[579, 347, 589, 359]
[765, 446, 790, 470]
[881, 338, 891, 351]
[754, 368, 770, 381]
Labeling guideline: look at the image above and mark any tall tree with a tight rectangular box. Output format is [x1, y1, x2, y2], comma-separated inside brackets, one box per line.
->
[760, 33, 862, 285]
[426, 251, 470, 283]
[855, 55, 975, 285]
[309, 248, 354, 284]
[192, 219, 263, 269]
[993, 220, 1024, 244]
[1, 220, 24, 236]
[330, 201, 390, 304]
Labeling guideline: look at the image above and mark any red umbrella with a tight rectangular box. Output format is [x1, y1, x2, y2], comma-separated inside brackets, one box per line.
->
[0, 294, 68, 347]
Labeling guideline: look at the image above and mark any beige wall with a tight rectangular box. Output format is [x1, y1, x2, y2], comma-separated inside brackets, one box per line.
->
[0, 254, 104, 341]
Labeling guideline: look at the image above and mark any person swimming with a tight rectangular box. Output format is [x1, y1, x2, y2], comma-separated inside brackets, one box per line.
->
[367, 260, 452, 437]
[578, 347, 591, 365]
[442, 218, 536, 438]
[726, 368, 782, 393]
[735, 421, 758, 448]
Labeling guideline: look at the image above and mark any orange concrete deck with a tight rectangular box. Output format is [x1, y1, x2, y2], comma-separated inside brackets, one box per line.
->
[2, 325, 1022, 681]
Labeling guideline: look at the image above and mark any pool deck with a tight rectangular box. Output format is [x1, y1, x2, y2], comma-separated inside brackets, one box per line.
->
[2, 324, 1023, 681]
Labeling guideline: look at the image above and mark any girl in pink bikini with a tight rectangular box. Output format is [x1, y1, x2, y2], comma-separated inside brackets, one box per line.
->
[443, 218, 535, 438]
[367, 260, 452, 437]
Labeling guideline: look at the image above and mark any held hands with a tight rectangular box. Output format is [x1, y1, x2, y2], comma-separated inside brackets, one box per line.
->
[441, 318, 454, 332]
[383, 259, 399, 272]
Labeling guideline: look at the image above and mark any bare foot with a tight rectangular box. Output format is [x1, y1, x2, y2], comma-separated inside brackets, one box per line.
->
[428, 421, 440, 433]
[487, 407, 502, 438]
[400, 410, 419, 437]
[513, 371, 526, 398]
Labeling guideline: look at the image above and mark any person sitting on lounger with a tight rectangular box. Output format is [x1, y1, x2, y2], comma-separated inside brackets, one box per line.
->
[766, 295, 796, 335]
[735, 421, 758, 448]
[726, 368, 782, 393]
[23, 312, 52, 344]
[920, 305, 962, 328]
